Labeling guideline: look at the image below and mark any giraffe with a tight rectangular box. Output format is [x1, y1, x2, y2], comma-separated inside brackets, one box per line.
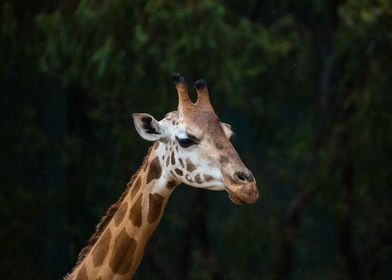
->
[65, 73, 259, 280]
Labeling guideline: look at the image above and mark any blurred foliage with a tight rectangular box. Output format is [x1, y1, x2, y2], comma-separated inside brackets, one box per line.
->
[1, 0, 392, 279]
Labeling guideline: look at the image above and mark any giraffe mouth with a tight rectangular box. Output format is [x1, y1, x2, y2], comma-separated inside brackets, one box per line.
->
[227, 192, 246, 205]
[224, 182, 259, 204]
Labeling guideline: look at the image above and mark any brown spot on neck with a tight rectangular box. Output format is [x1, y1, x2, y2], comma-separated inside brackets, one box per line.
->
[167, 179, 178, 189]
[186, 159, 196, 172]
[129, 194, 143, 227]
[130, 177, 141, 197]
[109, 229, 137, 275]
[114, 202, 128, 226]
[148, 193, 164, 224]
[146, 156, 162, 184]
[91, 229, 112, 268]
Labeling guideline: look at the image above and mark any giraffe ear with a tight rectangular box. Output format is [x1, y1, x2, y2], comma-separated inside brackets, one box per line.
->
[221, 122, 234, 139]
[133, 113, 162, 141]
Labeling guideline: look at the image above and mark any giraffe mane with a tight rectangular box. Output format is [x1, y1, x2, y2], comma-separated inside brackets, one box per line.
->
[65, 144, 156, 278]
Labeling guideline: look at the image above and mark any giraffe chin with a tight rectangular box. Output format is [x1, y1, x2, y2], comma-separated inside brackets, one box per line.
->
[228, 192, 246, 205]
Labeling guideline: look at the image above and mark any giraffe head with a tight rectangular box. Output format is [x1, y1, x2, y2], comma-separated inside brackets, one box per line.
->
[133, 74, 259, 204]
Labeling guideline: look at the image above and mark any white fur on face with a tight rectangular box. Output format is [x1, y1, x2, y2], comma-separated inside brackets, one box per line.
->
[157, 112, 226, 191]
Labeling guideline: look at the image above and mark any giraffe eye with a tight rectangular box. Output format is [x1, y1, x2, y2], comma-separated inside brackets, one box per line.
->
[176, 137, 196, 148]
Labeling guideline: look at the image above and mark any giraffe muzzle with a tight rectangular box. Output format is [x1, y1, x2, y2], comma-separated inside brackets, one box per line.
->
[224, 171, 259, 204]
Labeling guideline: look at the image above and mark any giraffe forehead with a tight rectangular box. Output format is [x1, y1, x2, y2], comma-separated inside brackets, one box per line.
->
[188, 111, 225, 138]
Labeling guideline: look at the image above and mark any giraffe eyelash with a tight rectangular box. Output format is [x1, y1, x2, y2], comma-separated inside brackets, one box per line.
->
[175, 134, 199, 148]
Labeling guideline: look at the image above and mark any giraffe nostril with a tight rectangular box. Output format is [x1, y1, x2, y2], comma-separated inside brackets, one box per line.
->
[234, 171, 254, 183]
[237, 173, 246, 181]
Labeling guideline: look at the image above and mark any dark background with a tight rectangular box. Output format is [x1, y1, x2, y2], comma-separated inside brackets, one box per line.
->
[1, 1, 392, 279]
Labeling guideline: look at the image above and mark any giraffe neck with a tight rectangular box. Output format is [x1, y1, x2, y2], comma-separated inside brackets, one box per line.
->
[67, 143, 179, 280]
